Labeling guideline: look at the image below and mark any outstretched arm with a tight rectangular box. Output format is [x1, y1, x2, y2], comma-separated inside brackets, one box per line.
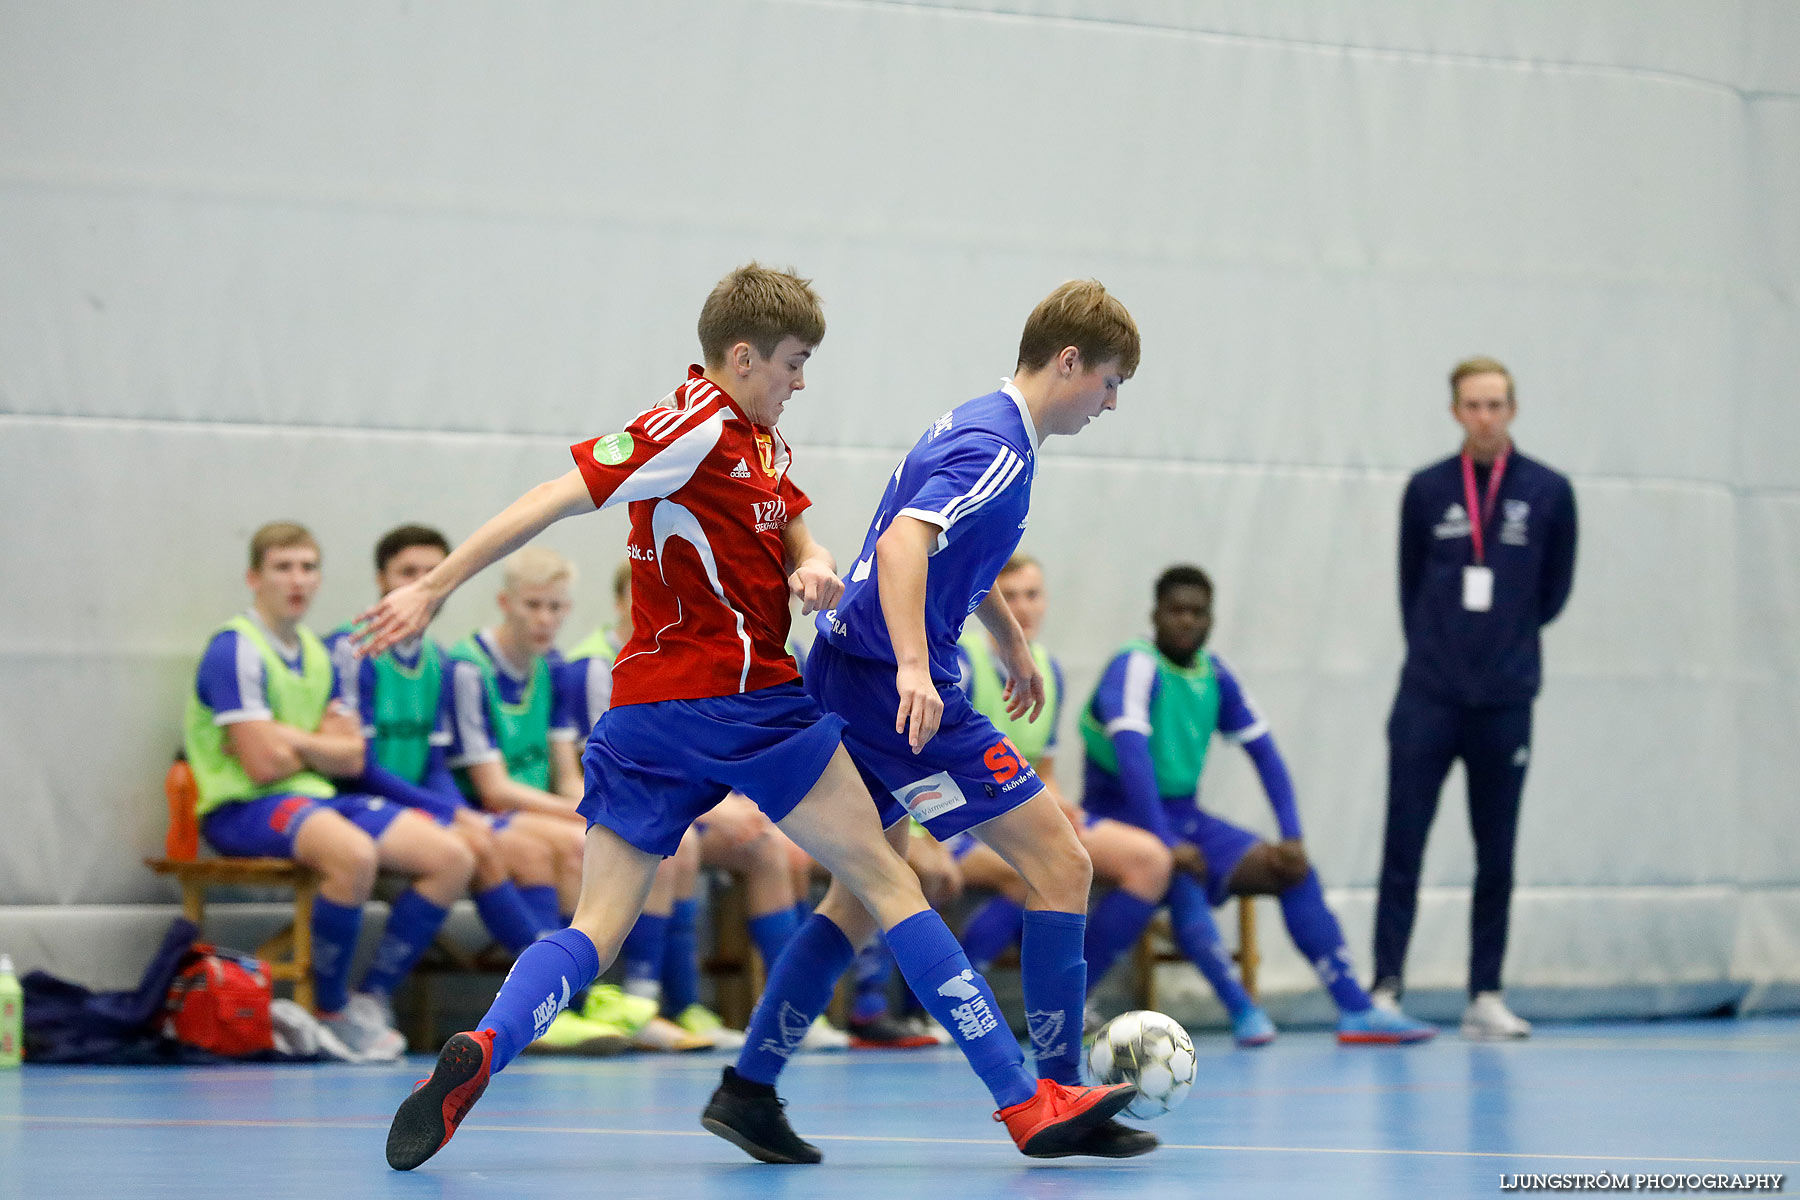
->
[355, 470, 595, 656]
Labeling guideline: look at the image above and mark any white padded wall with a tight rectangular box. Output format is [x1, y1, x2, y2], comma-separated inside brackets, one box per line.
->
[2, 1, 1796, 999]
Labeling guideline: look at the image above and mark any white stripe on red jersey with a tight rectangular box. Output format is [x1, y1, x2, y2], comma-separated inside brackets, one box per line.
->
[570, 366, 812, 707]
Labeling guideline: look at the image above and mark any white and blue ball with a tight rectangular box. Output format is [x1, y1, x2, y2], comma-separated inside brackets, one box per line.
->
[1084, 1010, 1196, 1118]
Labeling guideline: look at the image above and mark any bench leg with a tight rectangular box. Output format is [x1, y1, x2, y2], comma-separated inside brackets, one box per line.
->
[1132, 925, 1156, 1012]
[1236, 897, 1260, 1003]
[180, 881, 206, 927]
[291, 877, 317, 1014]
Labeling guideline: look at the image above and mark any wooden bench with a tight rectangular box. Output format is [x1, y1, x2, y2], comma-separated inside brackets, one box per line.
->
[1131, 895, 1260, 1012]
[145, 855, 322, 1012]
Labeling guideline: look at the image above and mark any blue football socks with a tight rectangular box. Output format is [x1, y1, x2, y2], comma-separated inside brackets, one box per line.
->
[1280, 870, 1371, 1013]
[309, 895, 363, 1015]
[885, 911, 1035, 1108]
[1083, 888, 1158, 991]
[1167, 874, 1255, 1017]
[960, 895, 1026, 972]
[849, 938, 897, 1024]
[621, 911, 669, 999]
[519, 884, 561, 936]
[748, 906, 801, 975]
[472, 881, 542, 956]
[360, 888, 450, 998]
[736, 914, 856, 1085]
[478, 927, 601, 1072]
[661, 897, 701, 1016]
[1020, 910, 1086, 1085]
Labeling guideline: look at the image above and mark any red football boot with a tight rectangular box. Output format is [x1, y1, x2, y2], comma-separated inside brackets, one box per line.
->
[994, 1078, 1140, 1158]
[385, 1029, 494, 1170]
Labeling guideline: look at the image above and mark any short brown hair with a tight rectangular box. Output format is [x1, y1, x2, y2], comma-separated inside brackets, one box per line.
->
[249, 521, 318, 570]
[999, 552, 1040, 577]
[1017, 280, 1140, 378]
[612, 559, 632, 601]
[697, 263, 826, 366]
[374, 524, 450, 572]
[1449, 356, 1514, 404]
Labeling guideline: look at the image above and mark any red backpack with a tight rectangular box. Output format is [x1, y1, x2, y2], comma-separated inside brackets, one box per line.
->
[162, 945, 274, 1057]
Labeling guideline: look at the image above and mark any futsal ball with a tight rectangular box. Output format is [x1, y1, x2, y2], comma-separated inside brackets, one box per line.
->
[1085, 1010, 1196, 1118]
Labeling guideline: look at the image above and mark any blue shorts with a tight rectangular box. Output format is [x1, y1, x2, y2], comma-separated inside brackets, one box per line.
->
[201, 792, 406, 858]
[805, 640, 1045, 841]
[578, 682, 845, 857]
[1082, 763, 1261, 908]
[944, 831, 981, 860]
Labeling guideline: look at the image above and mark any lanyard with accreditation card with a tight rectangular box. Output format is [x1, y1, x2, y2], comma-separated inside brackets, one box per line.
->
[1460, 447, 1509, 612]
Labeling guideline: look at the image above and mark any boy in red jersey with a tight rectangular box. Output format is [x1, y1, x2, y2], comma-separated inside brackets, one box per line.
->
[367, 265, 1136, 1172]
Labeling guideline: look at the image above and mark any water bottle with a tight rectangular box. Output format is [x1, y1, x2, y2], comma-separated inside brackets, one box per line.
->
[0, 954, 21, 1067]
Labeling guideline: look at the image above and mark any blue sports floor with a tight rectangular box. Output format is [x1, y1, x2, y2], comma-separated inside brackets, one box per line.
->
[4, 1018, 1797, 1199]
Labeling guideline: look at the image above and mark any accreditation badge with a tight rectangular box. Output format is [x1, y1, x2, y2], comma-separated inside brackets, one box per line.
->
[1462, 565, 1494, 612]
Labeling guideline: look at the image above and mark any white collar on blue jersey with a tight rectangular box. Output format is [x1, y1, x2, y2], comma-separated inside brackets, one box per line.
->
[477, 629, 533, 682]
[1000, 379, 1040, 449]
[245, 607, 303, 662]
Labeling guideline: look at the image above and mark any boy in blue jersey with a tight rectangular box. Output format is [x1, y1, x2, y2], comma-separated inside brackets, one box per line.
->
[1081, 565, 1436, 1045]
[185, 522, 475, 1060]
[325, 525, 549, 962]
[847, 553, 1175, 1048]
[732, 280, 1157, 1157]
[371, 266, 1136, 1172]
[443, 546, 590, 921]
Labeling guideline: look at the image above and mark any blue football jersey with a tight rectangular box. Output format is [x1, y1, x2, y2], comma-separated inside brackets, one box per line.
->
[817, 383, 1038, 682]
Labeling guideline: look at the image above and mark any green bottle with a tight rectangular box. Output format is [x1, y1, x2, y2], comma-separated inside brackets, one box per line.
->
[0, 954, 21, 1067]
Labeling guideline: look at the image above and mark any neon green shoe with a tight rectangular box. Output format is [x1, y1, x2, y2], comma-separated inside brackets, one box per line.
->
[524, 1009, 630, 1056]
[675, 1003, 746, 1051]
[582, 984, 660, 1034]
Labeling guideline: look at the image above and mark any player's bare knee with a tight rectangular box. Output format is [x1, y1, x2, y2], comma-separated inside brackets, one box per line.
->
[1120, 840, 1173, 898]
[322, 837, 379, 896]
[1031, 836, 1092, 911]
[437, 836, 477, 887]
[510, 839, 554, 885]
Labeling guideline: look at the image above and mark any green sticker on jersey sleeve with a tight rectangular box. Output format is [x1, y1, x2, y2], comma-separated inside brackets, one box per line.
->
[592, 432, 635, 466]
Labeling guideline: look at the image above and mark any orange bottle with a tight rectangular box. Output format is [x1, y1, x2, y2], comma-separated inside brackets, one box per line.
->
[164, 758, 201, 861]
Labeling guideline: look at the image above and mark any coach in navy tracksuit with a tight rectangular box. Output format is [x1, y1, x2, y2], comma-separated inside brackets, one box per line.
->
[1372, 356, 1577, 1040]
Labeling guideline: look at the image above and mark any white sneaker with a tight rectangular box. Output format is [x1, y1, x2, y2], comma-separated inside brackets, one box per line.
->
[1370, 981, 1403, 1014]
[1461, 991, 1531, 1040]
[905, 1014, 953, 1045]
[798, 1015, 849, 1051]
[321, 992, 407, 1062]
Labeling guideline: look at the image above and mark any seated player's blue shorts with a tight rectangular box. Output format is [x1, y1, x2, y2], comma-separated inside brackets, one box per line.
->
[805, 639, 1045, 841]
[1082, 762, 1261, 908]
[454, 803, 515, 833]
[202, 792, 406, 858]
[579, 682, 845, 857]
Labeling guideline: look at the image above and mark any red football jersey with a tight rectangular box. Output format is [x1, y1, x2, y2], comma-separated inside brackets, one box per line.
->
[571, 366, 811, 707]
